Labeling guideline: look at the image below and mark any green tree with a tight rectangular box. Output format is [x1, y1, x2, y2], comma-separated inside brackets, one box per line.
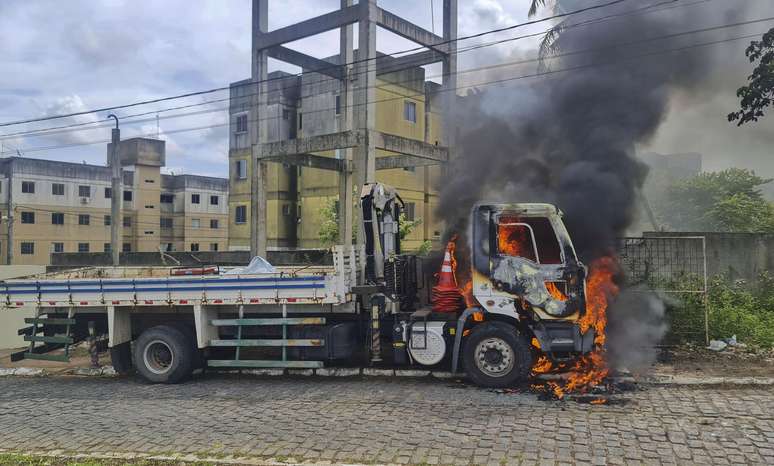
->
[317, 199, 425, 249]
[659, 168, 774, 232]
[728, 28, 774, 126]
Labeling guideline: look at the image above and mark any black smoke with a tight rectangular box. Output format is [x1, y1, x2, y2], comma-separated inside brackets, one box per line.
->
[435, 1, 757, 368]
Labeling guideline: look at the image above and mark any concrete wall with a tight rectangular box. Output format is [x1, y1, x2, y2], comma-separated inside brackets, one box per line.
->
[642, 231, 774, 281]
[0, 265, 45, 349]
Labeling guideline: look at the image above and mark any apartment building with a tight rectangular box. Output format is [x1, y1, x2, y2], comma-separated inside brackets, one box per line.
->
[227, 55, 444, 251]
[0, 137, 228, 265]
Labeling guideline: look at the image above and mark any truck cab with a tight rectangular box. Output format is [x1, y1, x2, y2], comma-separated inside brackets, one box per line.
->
[456, 203, 594, 386]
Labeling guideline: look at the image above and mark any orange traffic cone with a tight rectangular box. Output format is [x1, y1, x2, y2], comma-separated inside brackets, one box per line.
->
[432, 240, 465, 313]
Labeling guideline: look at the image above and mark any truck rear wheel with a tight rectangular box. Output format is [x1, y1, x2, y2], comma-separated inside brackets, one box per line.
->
[462, 322, 532, 388]
[133, 325, 194, 384]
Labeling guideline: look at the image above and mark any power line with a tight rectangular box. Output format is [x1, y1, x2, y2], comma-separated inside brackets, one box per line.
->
[0, 0, 635, 129]
[1, 16, 769, 157]
[1, 0, 725, 144]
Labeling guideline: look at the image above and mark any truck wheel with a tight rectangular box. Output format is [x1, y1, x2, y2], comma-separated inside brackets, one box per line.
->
[110, 342, 133, 375]
[133, 325, 193, 384]
[462, 322, 532, 388]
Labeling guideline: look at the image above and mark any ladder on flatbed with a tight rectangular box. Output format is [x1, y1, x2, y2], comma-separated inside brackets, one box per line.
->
[206, 304, 325, 369]
[12, 308, 76, 362]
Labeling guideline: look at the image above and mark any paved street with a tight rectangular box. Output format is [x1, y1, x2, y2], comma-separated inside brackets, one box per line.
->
[0, 375, 772, 466]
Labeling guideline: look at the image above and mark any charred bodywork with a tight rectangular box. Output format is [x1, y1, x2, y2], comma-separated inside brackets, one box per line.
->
[470, 203, 594, 355]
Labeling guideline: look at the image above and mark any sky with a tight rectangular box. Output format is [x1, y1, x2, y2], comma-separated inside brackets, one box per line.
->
[0, 0, 772, 179]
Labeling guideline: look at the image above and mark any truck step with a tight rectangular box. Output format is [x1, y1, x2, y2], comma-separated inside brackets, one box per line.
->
[210, 339, 323, 347]
[210, 317, 326, 326]
[207, 359, 324, 369]
[23, 335, 73, 344]
[24, 318, 76, 326]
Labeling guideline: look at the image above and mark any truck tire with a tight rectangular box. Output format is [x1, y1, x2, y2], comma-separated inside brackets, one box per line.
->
[133, 325, 194, 384]
[110, 342, 133, 375]
[462, 322, 532, 388]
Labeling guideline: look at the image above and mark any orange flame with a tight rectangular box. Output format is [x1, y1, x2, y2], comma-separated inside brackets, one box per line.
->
[497, 216, 536, 260]
[531, 256, 619, 399]
[545, 281, 568, 301]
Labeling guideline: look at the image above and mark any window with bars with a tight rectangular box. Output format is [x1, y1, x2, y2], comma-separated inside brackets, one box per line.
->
[52, 183, 65, 195]
[21, 181, 35, 193]
[235, 113, 248, 133]
[78, 185, 90, 197]
[78, 214, 90, 226]
[51, 213, 64, 225]
[21, 212, 35, 224]
[235, 205, 247, 224]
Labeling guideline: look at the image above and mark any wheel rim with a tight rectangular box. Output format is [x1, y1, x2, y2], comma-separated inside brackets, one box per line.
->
[474, 337, 514, 378]
[143, 340, 174, 375]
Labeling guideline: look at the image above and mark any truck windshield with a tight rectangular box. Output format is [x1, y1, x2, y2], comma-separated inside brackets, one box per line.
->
[497, 216, 562, 264]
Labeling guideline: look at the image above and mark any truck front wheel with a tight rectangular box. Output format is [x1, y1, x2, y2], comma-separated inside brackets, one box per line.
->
[133, 325, 194, 384]
[462, 322, 532, 388]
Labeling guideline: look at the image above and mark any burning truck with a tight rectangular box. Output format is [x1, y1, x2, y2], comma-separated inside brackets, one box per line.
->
[2, 183, 613, 393]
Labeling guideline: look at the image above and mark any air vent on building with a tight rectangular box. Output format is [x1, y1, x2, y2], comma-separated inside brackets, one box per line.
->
[80, 197, 91, 205]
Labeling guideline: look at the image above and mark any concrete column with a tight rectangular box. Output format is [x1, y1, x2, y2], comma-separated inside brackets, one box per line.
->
[251, 0, 269, 258]
[442, 0, 458, 164]
[354, 0, 378, 246]
[338, 0, 354, 246]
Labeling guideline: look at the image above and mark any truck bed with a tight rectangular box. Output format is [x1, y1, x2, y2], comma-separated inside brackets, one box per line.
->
[1, 247, 364, 308]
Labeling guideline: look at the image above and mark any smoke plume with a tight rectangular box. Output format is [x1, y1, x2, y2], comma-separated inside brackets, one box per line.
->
[436, 1, 758, 365]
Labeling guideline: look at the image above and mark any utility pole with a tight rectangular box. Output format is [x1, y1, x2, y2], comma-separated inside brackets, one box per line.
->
[108, 114, 121, 266]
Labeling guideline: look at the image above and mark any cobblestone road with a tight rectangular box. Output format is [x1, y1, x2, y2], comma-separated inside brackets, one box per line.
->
[0, 375, 772, 465]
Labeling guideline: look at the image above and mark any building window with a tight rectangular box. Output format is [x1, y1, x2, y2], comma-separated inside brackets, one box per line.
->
[123, 190, 133, 202]
[21, 181, 35, 193]
[190, 243, 200, 252]
[21, 211, 35, 224]
[51, 213, 64, 225]
[122, 243, 131, 252]
[52, 183, 65, 196]
[20, 242, 34, 255]
[160, 217, 173, 229]
[78, 214, 90, 226]
[403, 166, 416, 172]
[104, 215, 111, 226]
[210, 219, 219, 229]
[235, 113, 248, 133]
[78, 185, 91, 197]
[282, 204, 291, 216]
[145, 205, 155, 209]
[144, 231, 155, 235]
[236, 160, 247, 180]
[191, 218, 200, 229]
[404, 100, 417, 123]
[404, 202, 416, 221]
[104, 187, 112, 199]
[235, 205, 247, 224]
[210, 243, 219, 251]
[52, 242, 64, 253]
[191, 194, 200, 204]
[335, 95, 341, 115]
[210, 195, 219, 205]
[123, 216, 131, 227]
[104, 243, 111, 253]
[298, 113, 303, 130]
[163, 243, 173, 252]
[78, 243, 89, 253]
[145, 179, 155, 184]
[160, 193, 174, 203]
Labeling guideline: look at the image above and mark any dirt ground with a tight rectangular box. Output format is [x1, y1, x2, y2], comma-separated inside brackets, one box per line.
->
[652, 344, 774, 378]
[0, 344, 105, 372]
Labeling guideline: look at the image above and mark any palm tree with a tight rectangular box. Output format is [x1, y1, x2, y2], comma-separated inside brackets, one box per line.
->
[528, 0, 564, 70]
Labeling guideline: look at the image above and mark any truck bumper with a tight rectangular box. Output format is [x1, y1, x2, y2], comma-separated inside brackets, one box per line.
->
[533, 321, 595, 354]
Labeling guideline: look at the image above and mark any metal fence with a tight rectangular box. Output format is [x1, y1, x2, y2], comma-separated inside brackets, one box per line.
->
[617, 236, 709, 343]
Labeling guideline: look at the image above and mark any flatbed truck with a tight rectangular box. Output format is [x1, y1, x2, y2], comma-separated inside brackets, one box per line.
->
[1, 183, 594, 387]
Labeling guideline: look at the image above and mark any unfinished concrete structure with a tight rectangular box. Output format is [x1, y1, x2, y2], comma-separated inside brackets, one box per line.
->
[235, 0, 457, 255]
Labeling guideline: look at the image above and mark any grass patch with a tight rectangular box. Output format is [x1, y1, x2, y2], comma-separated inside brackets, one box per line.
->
[0, 453, 224, 466]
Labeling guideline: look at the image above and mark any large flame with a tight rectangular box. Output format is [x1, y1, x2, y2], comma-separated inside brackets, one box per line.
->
[534, 256, 619, 399]
[497, 216, 536, 260]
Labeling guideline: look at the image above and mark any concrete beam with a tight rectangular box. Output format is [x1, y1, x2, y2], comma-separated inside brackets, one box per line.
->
[254, 5, 360, 51]
[268, 46, 343, 80]
[372, 131, 448, 164]
[376, 155, 445, 170]
[254, 131, 363, 158]
[376, 8, 448, 54]
[377, 50, 445, 75]
[260, 153, 344, 172]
